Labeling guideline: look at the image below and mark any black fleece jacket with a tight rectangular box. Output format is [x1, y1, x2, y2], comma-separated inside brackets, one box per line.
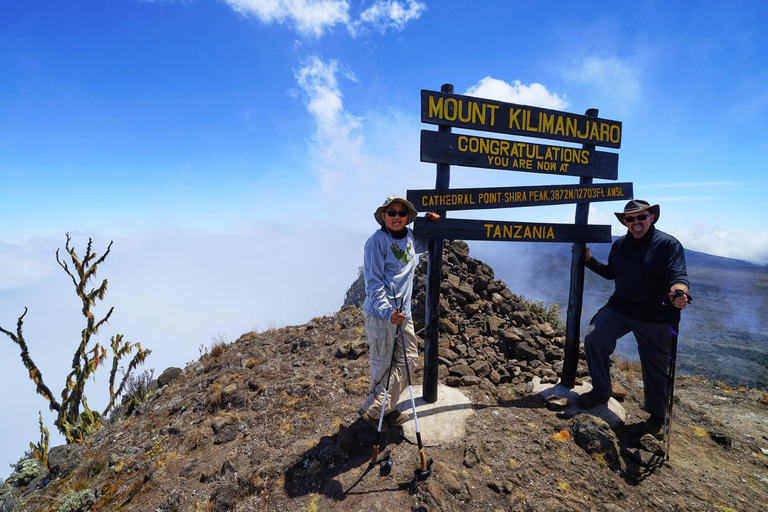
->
[585, 225, 689, 325]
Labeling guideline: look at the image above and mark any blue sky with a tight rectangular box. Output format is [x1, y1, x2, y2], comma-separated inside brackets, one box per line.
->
[1, 0, 767, 476]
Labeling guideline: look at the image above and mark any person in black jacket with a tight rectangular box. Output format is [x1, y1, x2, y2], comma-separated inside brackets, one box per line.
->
[577, 200, 690, 439]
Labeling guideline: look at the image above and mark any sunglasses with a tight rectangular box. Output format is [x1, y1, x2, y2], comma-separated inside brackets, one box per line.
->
[386, 210, 409, 217]
[624, 214, 649, 223]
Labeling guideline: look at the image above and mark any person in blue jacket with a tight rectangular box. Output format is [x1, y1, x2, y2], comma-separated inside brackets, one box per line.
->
[359, 195, 439, 430]
[578, 199, 690, 439]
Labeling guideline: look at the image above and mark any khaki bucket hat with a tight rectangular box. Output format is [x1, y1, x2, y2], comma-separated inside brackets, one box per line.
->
[374, 195, 418, 227]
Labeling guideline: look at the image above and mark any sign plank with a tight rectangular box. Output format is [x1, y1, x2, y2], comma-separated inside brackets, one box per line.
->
[421, 90, 622, 148]
[414, 218, 612, 243]
[420, 130, 619, 180]
[408, 182, 632, 212]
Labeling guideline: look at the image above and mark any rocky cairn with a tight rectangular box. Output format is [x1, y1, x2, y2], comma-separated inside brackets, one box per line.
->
[344, 240, 589, 389]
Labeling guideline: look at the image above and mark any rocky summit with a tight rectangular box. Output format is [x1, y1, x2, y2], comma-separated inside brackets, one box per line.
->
[2, 242, 768, 511]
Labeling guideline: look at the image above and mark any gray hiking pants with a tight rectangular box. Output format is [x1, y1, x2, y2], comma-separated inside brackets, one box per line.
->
[360, 314, 418, 419]
[583, 306, 674, 419]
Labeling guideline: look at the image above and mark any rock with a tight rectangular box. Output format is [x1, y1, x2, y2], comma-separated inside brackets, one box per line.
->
[627, 448, 662, 467]
[546, 396, 569, 411]
[464, 304, 482, 317]
[445, 376, 462, 387]
[438, 346, 459, 361]
[448, 364, 475, 378]
[486, 279, 506, 294]
[486, 315, 504, 334]
[461, 375, 482, 386]
[637, 433, 664, 455]
[710, 431, 732, 447]
[463, 443, 482, 468]
[221, 384, 246, 408]
[498, 328, 522, 344]
[510, 310, 532, 326]
[439, 318, 460, 335]
[515, 342, 544, 361]
[571, 413, 622, 470]
[158, 367, 182, 388]
[209, 482, 240, 512]
[538, 322, 555, 337]
[612, 382, 627, 400]
[47, 445, 81, 480]
[212, 415, 239, 445]
[470, 360, 491, 378]
[434, 461, 462, 495]
[148, 379, 160, 394]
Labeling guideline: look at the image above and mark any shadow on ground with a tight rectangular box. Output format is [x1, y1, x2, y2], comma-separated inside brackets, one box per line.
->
[283, 418, 407, 501]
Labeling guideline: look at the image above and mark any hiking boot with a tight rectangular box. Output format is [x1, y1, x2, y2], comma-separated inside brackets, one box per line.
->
[359, 410, 388, 431]
[642, 417, 665, 440]
[576, 391, 611, 409]
[384, 409, 408, 427]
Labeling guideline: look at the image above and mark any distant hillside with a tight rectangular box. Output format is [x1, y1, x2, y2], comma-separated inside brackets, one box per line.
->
[470, 240, 768, 388]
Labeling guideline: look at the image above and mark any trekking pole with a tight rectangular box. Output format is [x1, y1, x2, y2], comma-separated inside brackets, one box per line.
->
[663, 289, 691, 460]
[663, 321, 678, 460]
[392, 286, 433, 481]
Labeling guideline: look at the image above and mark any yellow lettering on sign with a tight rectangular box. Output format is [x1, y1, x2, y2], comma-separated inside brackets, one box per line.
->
[509, 108, 522, 130]
[427, 95, 499, 126]
[428, 96, 443, 119]
[539, 112, 555, 134]
[480, 223, 556, 240]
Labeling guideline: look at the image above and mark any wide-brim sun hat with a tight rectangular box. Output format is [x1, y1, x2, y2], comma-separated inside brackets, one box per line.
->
[374, 195, 418, 227]
[614, 199, 660, 224]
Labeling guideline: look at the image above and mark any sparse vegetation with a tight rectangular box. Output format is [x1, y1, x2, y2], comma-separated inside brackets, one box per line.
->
[0, 234, 151, 452]
[109, 368, 155, 420]
[716, 381, 736, 394]
[520, 296, 564, 330]
[613, 354, 642, 374]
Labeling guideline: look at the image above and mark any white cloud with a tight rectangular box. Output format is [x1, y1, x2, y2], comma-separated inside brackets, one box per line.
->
[295, 56, 364, 192]
[465, 77, 569, 110]
[357, 0, 426, 33]
[562, 56, 641, 113]
[0, 237, 63, 291]
[223, 0, 350, 37]
[674, 227, 768, 266]
[222, 0, 425, 37]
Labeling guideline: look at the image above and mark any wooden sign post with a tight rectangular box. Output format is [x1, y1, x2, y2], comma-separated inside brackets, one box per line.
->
[422, 84, 454, 404]
[415, 85, 630, 401]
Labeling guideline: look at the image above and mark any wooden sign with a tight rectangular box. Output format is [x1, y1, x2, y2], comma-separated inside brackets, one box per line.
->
[421, 90, 622, 148]
[408, 182, 632, 211]
[420, 130, 619, 180]
[414, 217, 612, 243]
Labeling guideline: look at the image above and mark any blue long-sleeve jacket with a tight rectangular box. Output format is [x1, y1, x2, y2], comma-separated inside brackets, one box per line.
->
[362, 228, 428, 322]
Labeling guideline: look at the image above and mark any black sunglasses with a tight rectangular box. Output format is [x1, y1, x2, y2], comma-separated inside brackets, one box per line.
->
[624, 214, 649, 223]
[386, 210, 409, 217]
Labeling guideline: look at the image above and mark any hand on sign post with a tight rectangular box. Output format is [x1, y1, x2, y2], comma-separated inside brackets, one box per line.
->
[570, 244, 592, 262]
[424, 211, 441, 221]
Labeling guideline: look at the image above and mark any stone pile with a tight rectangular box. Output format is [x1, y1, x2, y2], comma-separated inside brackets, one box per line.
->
[409, 240, 589, 388]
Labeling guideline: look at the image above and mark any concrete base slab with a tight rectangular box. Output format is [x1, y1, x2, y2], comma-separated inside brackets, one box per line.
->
[532, 377, 627, 428]
[395, 384, 474, 447]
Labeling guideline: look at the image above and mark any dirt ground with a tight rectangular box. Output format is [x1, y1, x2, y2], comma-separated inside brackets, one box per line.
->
[6, 307, 768, 512]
